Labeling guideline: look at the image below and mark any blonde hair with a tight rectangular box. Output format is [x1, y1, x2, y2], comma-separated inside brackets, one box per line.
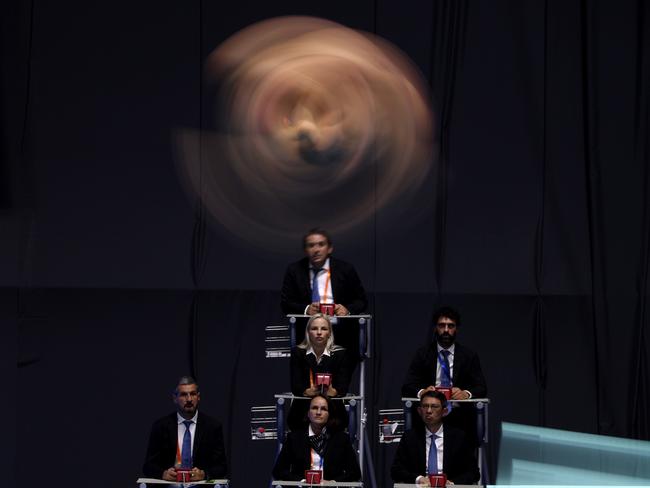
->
[297, 313, 343, 352]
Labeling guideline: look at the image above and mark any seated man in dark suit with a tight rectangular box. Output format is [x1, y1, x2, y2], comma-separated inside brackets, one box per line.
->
[402, 306, 487, 443]
[143, 376, 227, 481]
[391, 391, 479, 485]
[281, 228, 368, 316]
[402, 307, 486, 401]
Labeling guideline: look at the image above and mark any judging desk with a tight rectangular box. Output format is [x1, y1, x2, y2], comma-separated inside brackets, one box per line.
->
[272, 481, 362, 487]
[393, 485, 481, 488]
[137, 478, 229, 486]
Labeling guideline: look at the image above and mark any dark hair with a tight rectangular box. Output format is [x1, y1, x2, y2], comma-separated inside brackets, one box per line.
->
[432, 306, 461, 327]
[174, 375, 199, 394]
[419, 390, 448, 409]
[303, 228, 332, 248]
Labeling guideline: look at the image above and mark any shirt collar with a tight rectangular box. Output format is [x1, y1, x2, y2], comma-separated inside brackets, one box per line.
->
[436, 343, 456, 355]
[427, 424, 444, 437]
[177, 411, 199, 424]
[308, 424, 327, 437]
[306, 346, 331, 357]
[311, 257, 331, 272]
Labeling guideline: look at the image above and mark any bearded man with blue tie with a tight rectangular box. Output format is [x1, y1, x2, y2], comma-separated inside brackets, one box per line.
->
[143, 376, 228, 481]
[401, 307, 487, 446]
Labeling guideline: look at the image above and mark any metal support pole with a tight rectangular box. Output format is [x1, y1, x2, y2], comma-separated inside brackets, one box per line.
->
[476, 401, 489, 484]
[363, 413, 378, 488]
[288, 316, 296, 348]
[348, 398, 358, 441]
[275, 397, 285, 456]
[358, 316, 368, 479]
[403, 400, 413, 431]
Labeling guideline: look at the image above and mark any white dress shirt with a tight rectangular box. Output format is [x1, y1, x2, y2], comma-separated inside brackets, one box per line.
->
[425, 425, 444, 474]
[310, 258, 334, 304]
[177, 411, 198, 460]
[435, 343, 456, 386]
[415, 425, 444, 484]
[308, 424, 325, 471]
[306, 346, 331, 365]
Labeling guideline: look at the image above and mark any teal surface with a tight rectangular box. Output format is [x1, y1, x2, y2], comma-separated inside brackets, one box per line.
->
[496, 422, 650, 485]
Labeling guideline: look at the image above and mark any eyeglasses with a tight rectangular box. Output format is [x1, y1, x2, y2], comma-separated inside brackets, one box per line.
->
[420, 404, 443, 411]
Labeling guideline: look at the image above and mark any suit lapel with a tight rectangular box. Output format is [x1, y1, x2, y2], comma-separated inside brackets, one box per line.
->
[429, 346, 438, 385]
[452, 343, 464, 384]
[319, 354, 332, 371]
[193, 413, 203, 458]
[417, 429, 428, 474]
[168, 415, 180, 462]
[301, 432, 312, 468]
[329, 258, 338, 301]
[442, 428, 448, 473]
[306, 353, 318, 373]
[299, 259, 311, 302]
[442, 426, 459, 473]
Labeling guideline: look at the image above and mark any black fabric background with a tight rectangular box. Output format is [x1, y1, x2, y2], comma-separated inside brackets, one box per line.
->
[3, 1, 649, 487]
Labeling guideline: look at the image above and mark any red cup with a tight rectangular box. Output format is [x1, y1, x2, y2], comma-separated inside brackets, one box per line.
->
[176, 468, 192, 482]
[428, 473, 447, 487]
[436, 386, 452, 400]
[305, 469, 322, 484]
[316, 373, 332, 387]
[319, 303, 335, 315]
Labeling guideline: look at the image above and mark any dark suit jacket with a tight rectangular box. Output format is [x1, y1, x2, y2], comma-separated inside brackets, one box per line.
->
[401, 342, 487, 398]
[143, 412, 228, 480]
[280, 257, 367, 315]
[290, 347, 351, 396]
[272, 429, 361, 482]
[391, 424, 479, 484]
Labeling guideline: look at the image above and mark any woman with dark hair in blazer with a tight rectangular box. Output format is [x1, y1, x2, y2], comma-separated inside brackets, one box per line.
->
[273, 394, 361, 482]
[288, 313, 351, 430]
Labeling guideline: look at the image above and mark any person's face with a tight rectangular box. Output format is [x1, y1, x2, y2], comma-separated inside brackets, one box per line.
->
[174, 383, 201, 419]
[304, 233, 333, 268]
[308, 317, 331, 347]
[308, 396, 330, 429]
[435, 316, 457, 348]
[417, 396, 446, 429]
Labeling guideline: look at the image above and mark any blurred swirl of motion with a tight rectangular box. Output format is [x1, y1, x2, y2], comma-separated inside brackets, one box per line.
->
[177, 16, 435, 251]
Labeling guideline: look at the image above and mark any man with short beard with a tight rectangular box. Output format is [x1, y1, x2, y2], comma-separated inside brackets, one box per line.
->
[401, 307, 487, 441]
[143, 376, 228, 482]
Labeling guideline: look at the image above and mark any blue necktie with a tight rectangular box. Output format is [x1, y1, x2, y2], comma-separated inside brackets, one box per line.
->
[311, 268, 322, 302]
[439, 350, 452, 387]
[428, 433, 439, 474]
[181, 420, 193, 468]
